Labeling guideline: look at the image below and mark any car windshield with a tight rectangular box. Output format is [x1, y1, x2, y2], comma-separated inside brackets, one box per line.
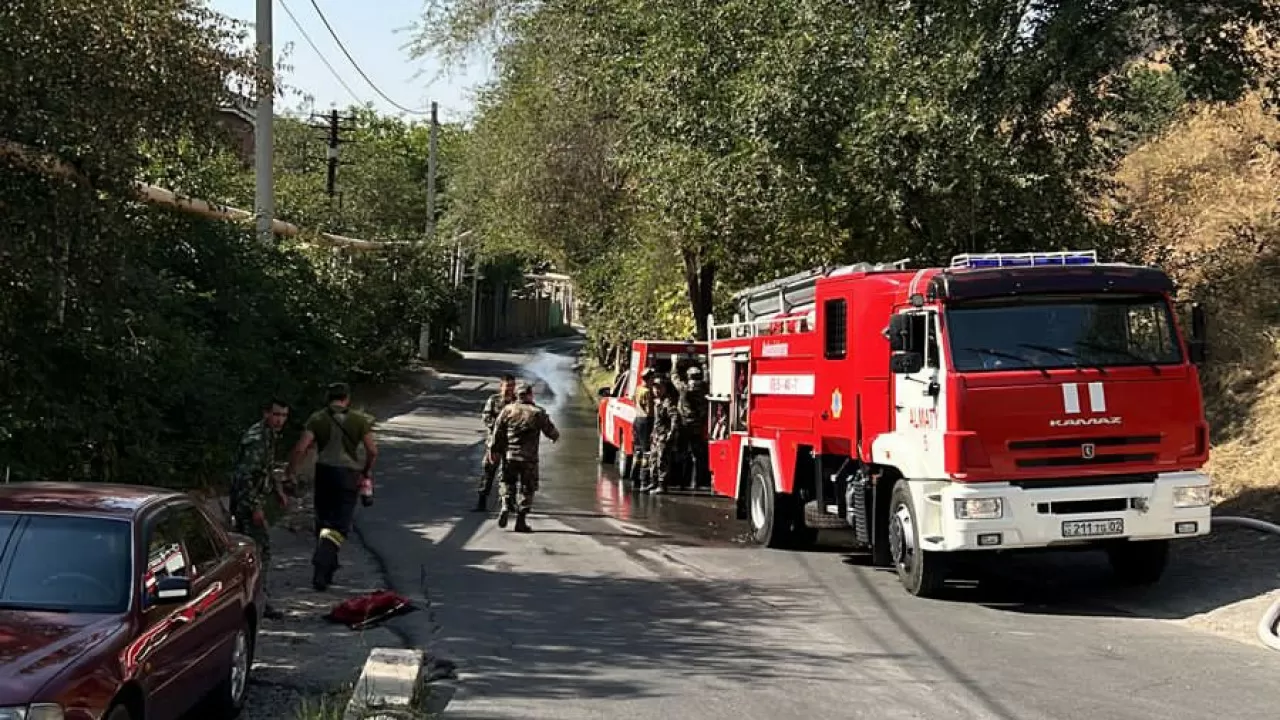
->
[945, 296, 1183, 373]
[0, 513, 132, 613]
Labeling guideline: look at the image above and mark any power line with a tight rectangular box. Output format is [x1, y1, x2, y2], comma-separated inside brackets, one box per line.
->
[277, 0, 366, 106]
[306, 0, 431, 116]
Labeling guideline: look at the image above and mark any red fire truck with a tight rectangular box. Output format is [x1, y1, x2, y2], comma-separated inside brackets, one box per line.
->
[596, 339, 708, 478]
[701, 250, 1211, 596]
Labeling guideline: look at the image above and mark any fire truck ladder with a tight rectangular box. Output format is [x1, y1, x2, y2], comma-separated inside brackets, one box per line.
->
[711, 259, 909, 338]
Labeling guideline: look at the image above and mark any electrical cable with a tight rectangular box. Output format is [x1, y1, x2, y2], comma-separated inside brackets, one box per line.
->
[1210, 515, 1280, 651]
[277, 0, 366, 106]
[305, 0, 432, 115]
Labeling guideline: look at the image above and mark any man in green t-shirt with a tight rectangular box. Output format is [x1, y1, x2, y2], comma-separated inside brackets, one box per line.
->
[286, 382, 378, 591]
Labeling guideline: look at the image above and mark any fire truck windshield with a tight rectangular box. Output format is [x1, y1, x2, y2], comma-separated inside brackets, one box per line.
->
[944, 295, 1184, 373]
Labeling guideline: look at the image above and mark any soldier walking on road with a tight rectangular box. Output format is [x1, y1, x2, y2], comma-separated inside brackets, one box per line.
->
[286, 383, 378, 591]
[645, 377, 678, 495]
[230, 398, 290, 619]
[475, 373, 517, 512]
[488, 383, 560, 532]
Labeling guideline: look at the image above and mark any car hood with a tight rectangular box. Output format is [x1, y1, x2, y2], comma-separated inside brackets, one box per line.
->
[0, 610, 127, 704]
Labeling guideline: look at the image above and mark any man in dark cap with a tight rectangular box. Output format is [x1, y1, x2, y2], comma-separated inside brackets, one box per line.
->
[286, 382, 378, 590]
[488, 382, 560, 532]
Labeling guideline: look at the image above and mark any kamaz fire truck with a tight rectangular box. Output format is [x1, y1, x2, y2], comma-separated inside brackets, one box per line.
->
[697, 250, 1212, 596]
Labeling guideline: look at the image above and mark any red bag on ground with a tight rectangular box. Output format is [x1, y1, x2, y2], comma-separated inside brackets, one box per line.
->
[326, 590, 415, 630]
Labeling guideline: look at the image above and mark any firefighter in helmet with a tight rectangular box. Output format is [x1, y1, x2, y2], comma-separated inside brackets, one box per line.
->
[676, 365, 710, 489]
[631, 367, 656, 488]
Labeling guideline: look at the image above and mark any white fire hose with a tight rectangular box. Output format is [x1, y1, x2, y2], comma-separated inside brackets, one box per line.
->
[1210, 516, 1280, 651]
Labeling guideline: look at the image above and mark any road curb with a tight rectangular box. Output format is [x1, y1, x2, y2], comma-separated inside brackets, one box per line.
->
[342, 647, 425, 719]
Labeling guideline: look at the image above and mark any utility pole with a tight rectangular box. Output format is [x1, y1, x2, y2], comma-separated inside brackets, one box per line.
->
[254, 0, 274, 244]
[309, 110, 357, 199]
[427, 101, 438, 241]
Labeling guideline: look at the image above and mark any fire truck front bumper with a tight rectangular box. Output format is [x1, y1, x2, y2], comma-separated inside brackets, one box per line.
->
[919, 471, 1213, 552]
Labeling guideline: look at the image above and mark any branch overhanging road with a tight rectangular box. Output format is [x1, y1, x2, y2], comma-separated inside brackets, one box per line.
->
[354, 337, 1280, 720]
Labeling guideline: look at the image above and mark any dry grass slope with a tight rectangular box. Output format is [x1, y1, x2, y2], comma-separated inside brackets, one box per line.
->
[1114, 92, 1280, 518]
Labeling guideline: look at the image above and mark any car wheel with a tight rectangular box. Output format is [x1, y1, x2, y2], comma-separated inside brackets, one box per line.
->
[210, 619, 255, 718]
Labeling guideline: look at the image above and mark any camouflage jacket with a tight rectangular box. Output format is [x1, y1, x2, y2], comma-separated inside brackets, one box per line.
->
[482, 392, 516, 444]
[678, 384, 708, 429]
[231, 420, 278, 511]
[652, 396, 678, 448]
[491, 401, 560, 463]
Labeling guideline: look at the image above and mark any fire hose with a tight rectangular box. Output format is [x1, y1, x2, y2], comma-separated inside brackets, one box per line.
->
[1209, 515, 1280, 651]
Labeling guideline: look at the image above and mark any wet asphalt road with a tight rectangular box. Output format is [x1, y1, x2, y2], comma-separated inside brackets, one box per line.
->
[358, 336, 1280, 720]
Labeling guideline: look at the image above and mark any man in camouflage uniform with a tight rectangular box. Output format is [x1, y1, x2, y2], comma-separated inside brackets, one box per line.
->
[677, 365, 710, 489]
[645, 377, 678, 495]
[488, 383, 560, 532]
[475, 374, 517, 511]
[230, 398, 290, 619]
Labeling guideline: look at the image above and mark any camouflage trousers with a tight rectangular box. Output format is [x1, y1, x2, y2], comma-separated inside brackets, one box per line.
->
[230, 493, 275, 566]
[499, 459, 540, 513]
[477, 452, 503, 495]
[650, 441, 673, 488]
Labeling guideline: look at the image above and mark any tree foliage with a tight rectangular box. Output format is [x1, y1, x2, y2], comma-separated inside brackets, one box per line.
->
[0, 1, 455, 487]
[422, 0, 1278, 355]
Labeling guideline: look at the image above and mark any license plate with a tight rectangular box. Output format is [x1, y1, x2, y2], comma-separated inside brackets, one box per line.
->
[1061, 518, 1125, 538]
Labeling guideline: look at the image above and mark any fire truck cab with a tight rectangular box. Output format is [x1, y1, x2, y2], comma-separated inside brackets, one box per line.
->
[706, 251, 1212, 597]
[596, 339, 708, 478]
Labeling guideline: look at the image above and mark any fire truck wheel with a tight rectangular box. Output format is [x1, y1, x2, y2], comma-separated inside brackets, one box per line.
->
[597, 429, 617, 465]
[748, 454, 791, 548]
[1106, 539, 1169, 585]
[888, 481, 947, 597]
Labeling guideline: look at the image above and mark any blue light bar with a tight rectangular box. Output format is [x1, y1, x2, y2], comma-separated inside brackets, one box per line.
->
[949, 251, 1098, 269]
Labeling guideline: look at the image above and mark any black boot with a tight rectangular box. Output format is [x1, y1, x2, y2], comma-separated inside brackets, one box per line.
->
[497, 508, 510, 528]
[473, 492, 489, 512]
[514, 512, 532, 533]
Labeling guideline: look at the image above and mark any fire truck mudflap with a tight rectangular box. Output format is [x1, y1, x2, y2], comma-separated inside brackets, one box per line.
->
[705, 250, 1214, 598]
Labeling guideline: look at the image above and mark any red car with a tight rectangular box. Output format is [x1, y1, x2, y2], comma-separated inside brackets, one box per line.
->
[0, 482, 266, 720]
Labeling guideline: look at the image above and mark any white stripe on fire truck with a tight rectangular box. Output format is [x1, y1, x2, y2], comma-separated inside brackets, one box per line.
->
[1061, 382, 1106, 414]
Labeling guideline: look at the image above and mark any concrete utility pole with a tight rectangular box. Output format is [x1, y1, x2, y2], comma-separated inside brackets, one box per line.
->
[254, 0, 274, 244]
[427, 101, 438, 241]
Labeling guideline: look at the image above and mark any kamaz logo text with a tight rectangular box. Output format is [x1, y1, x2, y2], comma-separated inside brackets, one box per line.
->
[1053, 382, 1122, 428]
[1050, 417, 1122, 427]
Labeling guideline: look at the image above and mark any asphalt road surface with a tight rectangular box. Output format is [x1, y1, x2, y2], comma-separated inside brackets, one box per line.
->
[355, 336, 1280, 720]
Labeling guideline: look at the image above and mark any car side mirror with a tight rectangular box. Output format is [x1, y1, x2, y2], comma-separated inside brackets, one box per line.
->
[597, 386, 611, 398]
[151, 575, 191, 605]
[1189, 303, 1207, 364]
[890, 351, 924, 375]
[887, 314, 911, 352]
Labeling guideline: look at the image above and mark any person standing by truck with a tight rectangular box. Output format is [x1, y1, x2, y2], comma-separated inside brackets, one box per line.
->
[645, 377, 679, 495]
[475, 374, 517, 511]
[630, 367, 656, 488]
[677, 365, 710, 489]
[286, 382, 378, 591]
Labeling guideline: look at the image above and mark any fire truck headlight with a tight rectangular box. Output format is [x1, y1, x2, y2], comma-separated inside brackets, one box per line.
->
[954, 498, 1003, 520]
[1173, 485, 1211, 508]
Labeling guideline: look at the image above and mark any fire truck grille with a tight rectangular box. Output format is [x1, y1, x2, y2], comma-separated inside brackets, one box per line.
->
[1007, 434, 1159, 469]
[1008, 435, 1160, 451]
[1015, 453, 1157, 469]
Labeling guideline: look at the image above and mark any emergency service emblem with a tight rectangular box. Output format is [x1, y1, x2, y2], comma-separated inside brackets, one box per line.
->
[831, 389, 843, 420]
